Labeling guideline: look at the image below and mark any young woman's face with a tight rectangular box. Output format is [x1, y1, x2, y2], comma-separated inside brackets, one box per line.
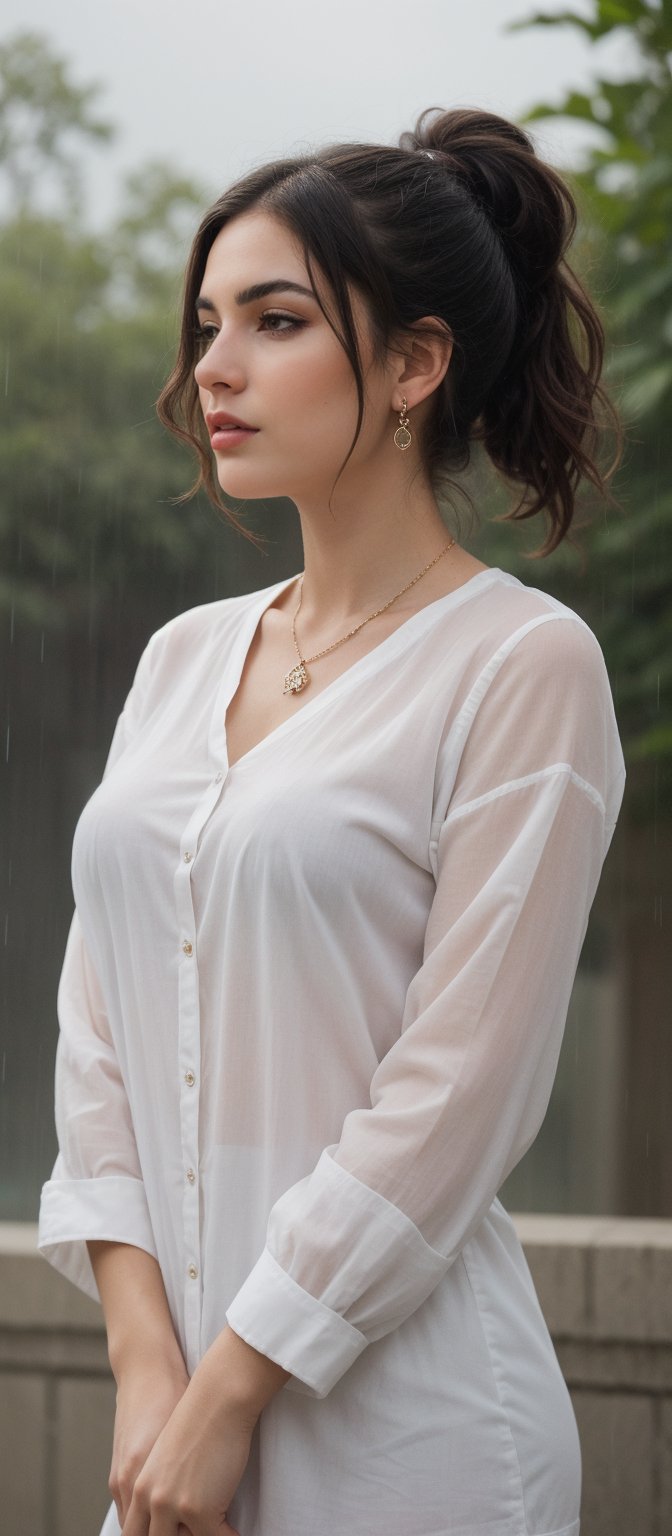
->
[193, 209, 394, 503]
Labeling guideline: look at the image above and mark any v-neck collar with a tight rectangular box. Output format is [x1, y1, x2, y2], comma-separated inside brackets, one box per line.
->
[209, 566, 507, 773]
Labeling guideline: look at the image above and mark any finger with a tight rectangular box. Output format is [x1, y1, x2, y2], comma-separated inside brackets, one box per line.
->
[114, 1481, 132, 1528]
[175, 1518, 238, 1536]
[149, 1503, 209, 1536]
[114, 1461, 144, 1528]
[108, 1469, 123, 1526]
[120, 1494, 149, 1536]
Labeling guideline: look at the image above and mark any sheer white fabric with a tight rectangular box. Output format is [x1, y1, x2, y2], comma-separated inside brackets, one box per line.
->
[38, 566, 625, 1536]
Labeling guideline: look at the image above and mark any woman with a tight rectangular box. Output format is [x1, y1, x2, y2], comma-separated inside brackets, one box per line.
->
[39, 107, 626, 1535]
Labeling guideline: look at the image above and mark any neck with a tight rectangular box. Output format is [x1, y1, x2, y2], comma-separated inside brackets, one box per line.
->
[288, 476, 456, 629]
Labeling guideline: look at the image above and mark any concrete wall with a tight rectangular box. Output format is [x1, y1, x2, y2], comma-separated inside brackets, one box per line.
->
[1, 1216, 671, 1536]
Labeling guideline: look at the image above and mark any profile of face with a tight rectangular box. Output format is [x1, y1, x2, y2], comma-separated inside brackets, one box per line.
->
[193, 210, 398, 506]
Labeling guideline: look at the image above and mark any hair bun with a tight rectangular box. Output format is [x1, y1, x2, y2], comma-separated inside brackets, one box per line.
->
[400, 106, 575, 287]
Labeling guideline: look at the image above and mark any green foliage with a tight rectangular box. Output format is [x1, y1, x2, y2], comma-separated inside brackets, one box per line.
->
[0, 31, 255, 634]
[0, 204, 239, 630]
[0, 30, 114, 218]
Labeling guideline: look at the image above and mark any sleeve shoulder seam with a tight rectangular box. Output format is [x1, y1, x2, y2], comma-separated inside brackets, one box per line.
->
[468, 610, 597, 705]
[432, 761, 606, 836]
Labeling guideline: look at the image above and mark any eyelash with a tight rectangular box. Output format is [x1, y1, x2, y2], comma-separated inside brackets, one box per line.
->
[194, 311, 305, 346]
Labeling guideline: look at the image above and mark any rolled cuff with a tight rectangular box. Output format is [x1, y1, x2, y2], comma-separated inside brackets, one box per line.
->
[226, 1246, 368, 1399]
[38, 1168, 158, 1302]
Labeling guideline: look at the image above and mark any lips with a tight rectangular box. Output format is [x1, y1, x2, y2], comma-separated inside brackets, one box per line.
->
[206, 411, 258, 435]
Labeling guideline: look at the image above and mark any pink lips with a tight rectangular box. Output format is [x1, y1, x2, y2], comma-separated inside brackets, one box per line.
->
[210, 426, 258, 450]
[206, 409, 258, 432]
[204, 409, 259, 452]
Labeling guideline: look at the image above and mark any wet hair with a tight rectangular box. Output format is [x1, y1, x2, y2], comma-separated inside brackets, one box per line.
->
[156, 106, 621, 558]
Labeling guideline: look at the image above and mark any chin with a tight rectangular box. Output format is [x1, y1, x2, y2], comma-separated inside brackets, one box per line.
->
[214, 467, 270, 497]
[214, 462, 298, 502]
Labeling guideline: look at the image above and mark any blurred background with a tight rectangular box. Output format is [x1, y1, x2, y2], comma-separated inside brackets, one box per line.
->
[0, 0, 670, 1224]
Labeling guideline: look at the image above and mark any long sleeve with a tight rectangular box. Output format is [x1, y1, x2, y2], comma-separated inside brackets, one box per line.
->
[38, 629, 162, 1301]
[225, 613, 626, 1397]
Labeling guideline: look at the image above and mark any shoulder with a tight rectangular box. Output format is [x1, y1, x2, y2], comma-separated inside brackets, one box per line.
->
[119, 583, 275, 730]
[437, 570, 625, 831]
[131, 577, 288, 683]
[465, 570, 611, 705]
[144, 586, 260, 655]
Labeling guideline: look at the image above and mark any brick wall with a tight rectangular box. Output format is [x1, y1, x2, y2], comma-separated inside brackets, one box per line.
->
[1, 1217, 671, 1535]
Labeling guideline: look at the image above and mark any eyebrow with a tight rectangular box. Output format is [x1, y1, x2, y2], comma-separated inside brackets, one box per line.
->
[195, 279, 316, 313]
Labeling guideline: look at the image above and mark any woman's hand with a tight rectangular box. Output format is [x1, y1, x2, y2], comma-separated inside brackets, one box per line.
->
[110, 1358, 191, 1529]
[84, 1243, 200, 1526]
[120, 1385, 249, 1536]
[119, 1324, 289, 1535]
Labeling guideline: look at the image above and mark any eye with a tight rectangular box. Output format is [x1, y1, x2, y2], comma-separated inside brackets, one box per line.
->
[193, 311, 306, 349]
[258, 310, 305, 336]
[194, 323, 218, 348]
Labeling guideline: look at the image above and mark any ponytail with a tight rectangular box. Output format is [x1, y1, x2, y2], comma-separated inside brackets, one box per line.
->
[400, 108, 621, 555]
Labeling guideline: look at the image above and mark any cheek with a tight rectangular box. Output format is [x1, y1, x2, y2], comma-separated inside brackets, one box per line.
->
[276, 341, 358, 425]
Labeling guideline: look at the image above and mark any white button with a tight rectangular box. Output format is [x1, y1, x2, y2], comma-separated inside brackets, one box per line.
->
[183, 851, 192, 863]
[186, 1167, 196, 1184]
[214, 770, 224, 783]
[188, 1263, 198, 1280]
[184, 1070, 196, 1087]
[182, 940, 193, 956]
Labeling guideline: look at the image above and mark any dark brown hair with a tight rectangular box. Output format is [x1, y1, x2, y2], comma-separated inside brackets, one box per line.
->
[156, 106, 621, 558]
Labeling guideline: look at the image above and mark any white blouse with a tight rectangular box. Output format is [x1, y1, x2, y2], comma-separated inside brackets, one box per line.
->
[38, 565, 625, 1536]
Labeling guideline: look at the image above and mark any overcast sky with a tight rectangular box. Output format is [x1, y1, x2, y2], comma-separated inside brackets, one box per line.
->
[1, 0, 636, 230]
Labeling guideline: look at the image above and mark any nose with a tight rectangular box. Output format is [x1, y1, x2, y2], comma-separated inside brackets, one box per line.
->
[194, 331, 246, 393]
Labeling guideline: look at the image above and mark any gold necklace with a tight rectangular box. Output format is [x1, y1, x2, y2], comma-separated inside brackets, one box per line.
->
[282, 538, 457, 695]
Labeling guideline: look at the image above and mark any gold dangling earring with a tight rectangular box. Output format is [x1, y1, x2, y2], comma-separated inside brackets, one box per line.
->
[394, 396, 412, 451]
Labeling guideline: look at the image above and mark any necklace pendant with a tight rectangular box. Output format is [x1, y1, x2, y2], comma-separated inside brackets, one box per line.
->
[283, 660, 309, 695]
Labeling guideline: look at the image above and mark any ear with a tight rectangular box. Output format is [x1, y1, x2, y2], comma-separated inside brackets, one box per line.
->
[392, 317, 453, 411]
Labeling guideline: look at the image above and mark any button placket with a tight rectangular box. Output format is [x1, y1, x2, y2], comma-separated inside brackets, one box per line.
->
[173, 774, 227, 1361]
[178, 937, 201, 1352]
